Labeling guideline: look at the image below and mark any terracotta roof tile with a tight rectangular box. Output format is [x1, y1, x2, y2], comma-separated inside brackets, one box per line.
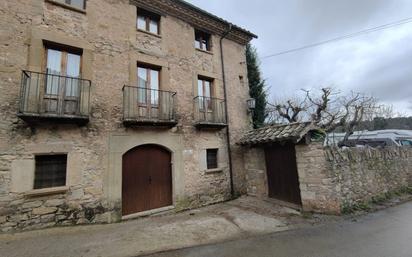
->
[239, 122, 318, 145]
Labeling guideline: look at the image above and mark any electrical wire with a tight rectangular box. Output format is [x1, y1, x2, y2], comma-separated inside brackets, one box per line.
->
[261, 16, 412, 59]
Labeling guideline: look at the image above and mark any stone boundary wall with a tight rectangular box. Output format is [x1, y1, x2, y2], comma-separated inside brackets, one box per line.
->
[297, 143, 412, 214]
[245, 143, 412, 215]
[325, 145, 412, 208]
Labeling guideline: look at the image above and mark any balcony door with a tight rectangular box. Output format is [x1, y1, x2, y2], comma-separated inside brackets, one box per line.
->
[197, 77, 215, 121]
[137, 65, 160, 119]
[44, 47, 82, 115]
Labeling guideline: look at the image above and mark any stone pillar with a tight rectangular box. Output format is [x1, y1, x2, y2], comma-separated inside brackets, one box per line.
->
[295, 143, 341, 214]
[244, 147, 268, 198]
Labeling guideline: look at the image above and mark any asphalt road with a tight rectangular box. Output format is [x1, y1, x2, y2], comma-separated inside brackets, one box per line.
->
[146, 201, 412, 257]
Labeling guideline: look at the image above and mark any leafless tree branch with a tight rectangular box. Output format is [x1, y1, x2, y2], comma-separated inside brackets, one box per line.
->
[266, 87, 394, 146]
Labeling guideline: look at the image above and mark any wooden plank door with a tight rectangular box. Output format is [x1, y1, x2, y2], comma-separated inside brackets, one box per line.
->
[148, 147, 172, 210]
[264, 143, 302, 205]
[122, 145, 172, 216]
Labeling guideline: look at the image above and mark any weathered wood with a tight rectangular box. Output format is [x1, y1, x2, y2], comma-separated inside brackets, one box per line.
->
[265, 143, 302, 205]
[122, 145, 172, 215]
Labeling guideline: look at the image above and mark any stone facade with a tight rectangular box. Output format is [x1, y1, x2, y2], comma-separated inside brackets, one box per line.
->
[245, 143, 412, 215]
[0, 0, 254, 231]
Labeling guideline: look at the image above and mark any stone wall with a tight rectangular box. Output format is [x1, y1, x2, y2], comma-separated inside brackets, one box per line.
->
[297, 143, 412, 214]
[0, 191, 115, 232]
[296, 143, 341, 214]
[244, 147, 267, 198]
[0, 0, 252, 232]
[245, 143, 412, 215]
[325, 146, 412, 208]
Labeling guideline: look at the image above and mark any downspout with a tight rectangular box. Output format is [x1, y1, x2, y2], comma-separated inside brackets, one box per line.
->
[220, 24, 234, 197]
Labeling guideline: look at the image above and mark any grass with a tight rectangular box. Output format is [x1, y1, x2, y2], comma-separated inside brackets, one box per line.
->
[342, 186, 412, 215]
[301, 212, 313, 219]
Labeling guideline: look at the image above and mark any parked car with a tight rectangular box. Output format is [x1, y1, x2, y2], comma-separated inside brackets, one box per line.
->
[325, 130, 412, 148]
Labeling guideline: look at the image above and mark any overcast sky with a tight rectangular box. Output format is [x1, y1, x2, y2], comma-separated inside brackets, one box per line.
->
[187, 0, 412, 116]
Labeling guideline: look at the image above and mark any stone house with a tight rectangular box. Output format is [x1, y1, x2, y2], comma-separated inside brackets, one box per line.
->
[0, 0, 257, 231]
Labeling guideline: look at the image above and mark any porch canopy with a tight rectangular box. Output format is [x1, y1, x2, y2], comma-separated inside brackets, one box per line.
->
[238, 122, 322, 146]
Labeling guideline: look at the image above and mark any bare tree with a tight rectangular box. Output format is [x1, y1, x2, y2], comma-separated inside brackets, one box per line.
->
[268, 98, 307, 123]
[267, 87, 393, 146]
[338, 93, 378, 146]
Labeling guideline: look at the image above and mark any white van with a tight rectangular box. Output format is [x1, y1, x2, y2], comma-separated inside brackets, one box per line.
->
[325, 130, 412, 147]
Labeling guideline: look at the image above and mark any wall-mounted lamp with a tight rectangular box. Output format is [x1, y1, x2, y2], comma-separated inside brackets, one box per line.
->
[247, 98, 256, 113]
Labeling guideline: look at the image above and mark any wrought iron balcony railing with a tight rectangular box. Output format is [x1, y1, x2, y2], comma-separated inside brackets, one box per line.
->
[123, 86, 177, 126]
[193, 96, 227, 128]
[18, 70, 91, 124]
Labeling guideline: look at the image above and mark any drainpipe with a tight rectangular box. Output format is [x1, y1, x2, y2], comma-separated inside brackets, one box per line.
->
[220, 24, 234, 198]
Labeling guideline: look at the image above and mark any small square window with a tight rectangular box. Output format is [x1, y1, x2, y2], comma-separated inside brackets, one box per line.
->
[195, 30, 211, 51]
[137, 9, 160, 35]
[34, 155, 67, 189]
[206, 149, 218, 170]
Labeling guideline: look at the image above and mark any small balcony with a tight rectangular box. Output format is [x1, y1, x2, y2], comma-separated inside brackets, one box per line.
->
[123, 86, 177, 127]
[18, 70, 91, 125]
[193, 96, 227, 129]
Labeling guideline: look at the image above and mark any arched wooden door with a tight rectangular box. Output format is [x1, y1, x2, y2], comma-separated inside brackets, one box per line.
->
[122, 144, 172, 216]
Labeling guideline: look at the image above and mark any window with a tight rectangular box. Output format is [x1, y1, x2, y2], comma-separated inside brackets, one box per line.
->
[54, 0, 86, 10]
[197, 77, 213, 111]
[45, 44, 82, 97]
[195, 30, 211, 51]
[137, 65, 160, 105]
[206, 149, 218, 170]
[400, 140, 412, 146]
[137, 9, 160, 35]
[34, 155, 67, 189]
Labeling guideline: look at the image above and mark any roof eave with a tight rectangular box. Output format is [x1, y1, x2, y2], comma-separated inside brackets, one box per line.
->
[130, 0, 257, 44]
[175, 0, 258, 38]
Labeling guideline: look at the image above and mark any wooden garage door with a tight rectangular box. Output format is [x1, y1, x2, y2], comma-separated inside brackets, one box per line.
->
[264, 143, 302, 205]
[122, 145, 172, 216]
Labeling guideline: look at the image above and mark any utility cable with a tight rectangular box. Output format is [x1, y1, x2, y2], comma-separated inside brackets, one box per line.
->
[261, 16, 412, 59]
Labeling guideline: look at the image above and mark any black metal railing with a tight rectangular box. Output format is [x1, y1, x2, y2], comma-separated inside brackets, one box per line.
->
[123, 86, 177, 124]
[19, 70, 91, 120]
[193, 96, 226, 125]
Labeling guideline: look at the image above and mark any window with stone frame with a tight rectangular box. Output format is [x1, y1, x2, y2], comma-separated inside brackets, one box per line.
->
[44, 43, 82, 96]
[53, 0, 86, 10]
[195, 30, 211, 51]
[206, 149, 218, 170]
[34, 155, 67, 189]
[137, 9, 161, 35]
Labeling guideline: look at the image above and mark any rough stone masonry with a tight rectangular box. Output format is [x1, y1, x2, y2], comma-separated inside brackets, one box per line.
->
[297, 143, 412, 214]
[244, 142, 412, 215]
[0, 0, 256, 232]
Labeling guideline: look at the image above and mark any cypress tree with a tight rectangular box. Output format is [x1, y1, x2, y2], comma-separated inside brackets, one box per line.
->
[246, 43, 267, 128]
